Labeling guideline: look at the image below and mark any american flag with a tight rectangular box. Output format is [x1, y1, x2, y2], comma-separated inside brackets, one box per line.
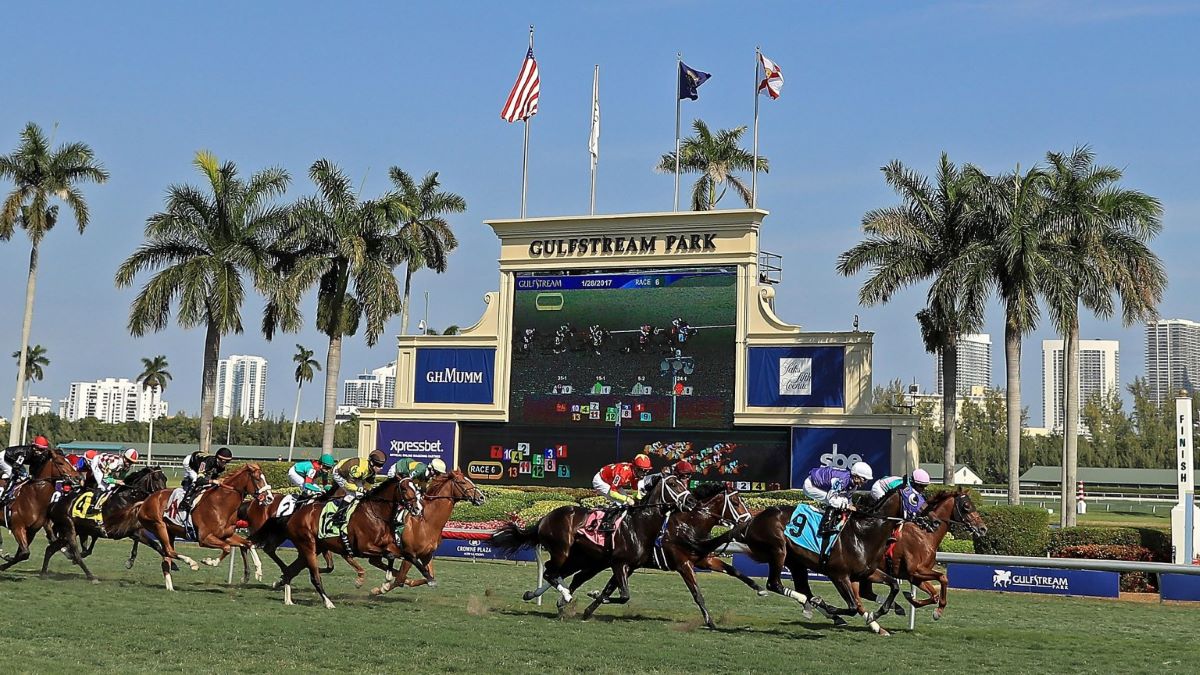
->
[501, 47, 540, 122]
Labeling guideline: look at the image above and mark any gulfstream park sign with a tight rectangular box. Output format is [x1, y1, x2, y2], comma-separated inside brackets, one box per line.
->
[528, 233, 718, 257]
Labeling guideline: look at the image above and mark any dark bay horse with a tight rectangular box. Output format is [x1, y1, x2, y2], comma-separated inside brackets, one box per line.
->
[729, 486, 908, 635]
[490, 474, 696, 615]
[370, 469, 486, 595]
[243, 490, 365, 585]
[859, 488, 987, 620]
[274, 476, 429, 608]
[138, 463, 273, 590]
[0, 450, 81, 571]
[41, 467, 168, 581]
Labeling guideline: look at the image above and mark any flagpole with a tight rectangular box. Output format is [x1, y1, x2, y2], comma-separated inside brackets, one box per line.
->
[590, 64, 599, 215]
[752, 46, 761, 209]
[521, 25, 534, 219]
[674, 53, 682, 212]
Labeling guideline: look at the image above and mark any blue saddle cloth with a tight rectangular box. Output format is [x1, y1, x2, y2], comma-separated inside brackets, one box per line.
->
[784, 503, 838, 555]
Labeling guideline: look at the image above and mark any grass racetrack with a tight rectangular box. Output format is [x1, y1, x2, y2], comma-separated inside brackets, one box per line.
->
[3, 540, 1197, 674]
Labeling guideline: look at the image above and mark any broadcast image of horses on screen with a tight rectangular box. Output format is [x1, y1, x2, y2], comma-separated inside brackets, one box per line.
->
[510, 267, 736, 429]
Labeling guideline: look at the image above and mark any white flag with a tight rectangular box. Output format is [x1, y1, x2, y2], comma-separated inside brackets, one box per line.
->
[588, 66, 600, 159]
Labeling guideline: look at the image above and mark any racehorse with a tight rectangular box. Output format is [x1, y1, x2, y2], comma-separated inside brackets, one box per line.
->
[728, 485, 909, 636]
[580, 481, 758, 628]
[138, 463, 273, 590]
[370, 469, 486, 595]
[40, 467, 169, 581]
[241, 492, 353, 582]
[273, 476, 429, 608]
[858, 488, 987, 620]
[490, 474, 696, 616]
[0, 450, 81, 571]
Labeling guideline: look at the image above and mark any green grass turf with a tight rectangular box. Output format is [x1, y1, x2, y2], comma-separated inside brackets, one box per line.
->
[2, 540, 1196, 674]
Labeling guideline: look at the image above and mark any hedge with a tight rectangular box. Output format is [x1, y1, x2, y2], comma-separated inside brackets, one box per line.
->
[514, 500, 579, 524]
[938, 534, 975, 554]
[1053, 544, 1159, 592]
[973, 505, 1049, 557]
[1049, 526, 1171, 562]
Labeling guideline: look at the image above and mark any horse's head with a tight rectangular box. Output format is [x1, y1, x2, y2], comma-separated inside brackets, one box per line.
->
[647, 474, 695, 511]
[425, 469, 485, 505]
[230, 463, 273, 504]
[39, 449, 81, 483]
[949, 488, 987, 537]
[397, 477, 423, 517]
[688, 482, 752, 526]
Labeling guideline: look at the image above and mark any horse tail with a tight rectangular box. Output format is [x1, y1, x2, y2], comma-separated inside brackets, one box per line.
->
[490, 521, 540, 556]
[674, 522, 746, 559]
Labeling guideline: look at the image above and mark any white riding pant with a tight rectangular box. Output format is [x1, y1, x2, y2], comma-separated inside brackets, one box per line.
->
[803, 477, 849, 510]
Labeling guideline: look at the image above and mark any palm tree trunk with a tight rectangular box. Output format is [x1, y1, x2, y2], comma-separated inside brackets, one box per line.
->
[8, 244, 39, 447]
[321, 334, 342, 455]
[941, 344, 957, 486]
[400, 261, 415, 336]
[198, 319, 222, 455]
[20, 384, 31, 445]
[1005, 320, 1022, 505]
[147, 414, 155, 465]
[289, 381, 302, 462]
[1061, 316, 1081, 527]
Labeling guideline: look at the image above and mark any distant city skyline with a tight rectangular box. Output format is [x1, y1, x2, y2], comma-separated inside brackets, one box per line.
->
[936, 333, 992, 396]
[215, 355, 268, 421]
[1042, 339, 1120, 434]
[1145, 318, 1200, 406]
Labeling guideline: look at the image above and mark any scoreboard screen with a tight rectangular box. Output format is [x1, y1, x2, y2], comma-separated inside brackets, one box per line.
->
[509, 267, 736, 429]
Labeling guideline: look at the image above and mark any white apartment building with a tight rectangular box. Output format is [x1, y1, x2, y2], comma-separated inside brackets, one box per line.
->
[63, 378, 168, 424]
[936, 333, 992, 396]
[1042, 339, 1120, 434]
[215, 355, 268, 420]
[341, 362, 397, 414]
[1145, 318, 1200, 405]
[11, 396, 53, 417]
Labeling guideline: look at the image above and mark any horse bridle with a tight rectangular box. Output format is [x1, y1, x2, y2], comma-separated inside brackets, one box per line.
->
[396, 477, 423, 516]
[951, 492, 984, 536]
[694, 488, 751, 527]
[424, 475, 486, 506]
[656, 476, 694, 511]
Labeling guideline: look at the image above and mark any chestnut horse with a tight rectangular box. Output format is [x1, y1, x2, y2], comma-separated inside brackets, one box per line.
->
[242, 491, 364, 585]
[370, 469, 486, 595]
[41, 467, 169, 581]
[138, 463, 273, 590]
[0, 450, 81, 570]
[274, 476, 429, 608]
[858, 488, 987, 620]
[729, 486, 908, 636]
[490, 474, 696, 616]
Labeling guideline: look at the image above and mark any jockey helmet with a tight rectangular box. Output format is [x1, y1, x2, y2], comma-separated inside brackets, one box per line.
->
[32, 435, 50, 450]
[215, 447, 233, 461]
[123, 448, 140, 463]
[319, 453, 336, 468]
[409, 462, 428, 479]
[673, 460, 695, 476]
[911, 468, 931, 486]
[429, 458, 447, 474]
[368, 450, 386, 466]
[633, 454, 652, 470]
[850, 461, 873, 481]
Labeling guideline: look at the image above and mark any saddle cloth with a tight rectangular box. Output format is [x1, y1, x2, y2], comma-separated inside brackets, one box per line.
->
[577, 509, 626, 548]
[784, 503, 839, 555]
[70, 490, 105, 523]
[317, 500, 361, 540]
[163, 487, 209, 528]
[274, 494, 298, 519]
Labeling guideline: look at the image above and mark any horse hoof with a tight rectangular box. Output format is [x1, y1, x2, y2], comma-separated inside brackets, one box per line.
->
[756, 589, 769, 597]
[877, 628, 891, 637]
[522, 591, 536, 602]
[125, 560, 135, 570]
[355, 576, 366, 589]
[893, 605, 906, 617]
[90, 578, 100, 585]
[802, 605, 814, 620]
[426, 580, 438, 589]
[832, 616, 848, 627]
[371, 587, 383, 596]
[933, 609, 943, 621]
[587, 590, 601, 600]
[202, 558, 220, 567]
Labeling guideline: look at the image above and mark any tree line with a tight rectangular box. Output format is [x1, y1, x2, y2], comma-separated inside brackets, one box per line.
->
[840, 149, 1165, 527]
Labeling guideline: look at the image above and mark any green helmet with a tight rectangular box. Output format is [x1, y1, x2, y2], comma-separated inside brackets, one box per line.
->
[408, 461, 428, 479]
[319, 453, 336, 468]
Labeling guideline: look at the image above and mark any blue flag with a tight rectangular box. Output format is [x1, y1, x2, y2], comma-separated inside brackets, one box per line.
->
[678, 62, 711, 100]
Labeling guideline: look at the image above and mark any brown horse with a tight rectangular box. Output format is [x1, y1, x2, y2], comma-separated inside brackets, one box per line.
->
[490, 474, 696, 615]
[726, 486, 908, 636]
[274, 476, 428, 608]
[858, 488, 987, 620]
[40, 467, 169, 581]
[243, 491, 367, 586]
[138, 463, 273, 590]
[370, 469, 486, 595]
[0, 450, 81, 570]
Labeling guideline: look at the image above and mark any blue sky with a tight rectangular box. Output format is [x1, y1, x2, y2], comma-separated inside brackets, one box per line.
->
[1, 1, 1197, 424]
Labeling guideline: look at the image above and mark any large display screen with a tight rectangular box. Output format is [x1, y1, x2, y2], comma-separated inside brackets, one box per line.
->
[509, 267, 736, 429]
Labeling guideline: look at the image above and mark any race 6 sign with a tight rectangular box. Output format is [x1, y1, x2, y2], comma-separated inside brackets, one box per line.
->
[375, 421, 456, 473]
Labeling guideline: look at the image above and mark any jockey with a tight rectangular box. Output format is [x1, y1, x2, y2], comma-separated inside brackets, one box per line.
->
[638, 459, 695, 495]
[427, 457, 448, 479]
[804, 461, 873, 537]
[179, 447, 234, 521]
[592, 453, 652, 506]
[288, 454, 335, 497]
[870, 468, 931, 518]
[85, 448, 138, 509]
[387, 457, 429, 481]
[0, 435, 48, 500]
[329, 450, 388, 527]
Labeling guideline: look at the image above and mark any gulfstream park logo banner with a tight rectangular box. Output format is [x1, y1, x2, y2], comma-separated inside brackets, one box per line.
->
[948, 563, 1119, 598]
[414, 348, 496, 404]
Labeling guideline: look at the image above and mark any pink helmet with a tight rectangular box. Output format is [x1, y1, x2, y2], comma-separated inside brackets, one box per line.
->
[911, 468, 931, 485]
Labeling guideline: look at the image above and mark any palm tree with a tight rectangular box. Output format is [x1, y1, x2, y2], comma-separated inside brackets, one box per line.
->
[289, 344, 321, 461]
[1, 122, 108, 445]
[442, 324, 461, 336]
[137, 355, 172, 463]
[837, 154, 987, 483]
[11, 344, 49, 444]
[655, 119, 767, 210]
[1041, 146, 1165, 527]
[115, 151, 290, 455]
[389, 168, 466, 335]
[970, 164, 1057, 504]
[267, 159, 415, 455]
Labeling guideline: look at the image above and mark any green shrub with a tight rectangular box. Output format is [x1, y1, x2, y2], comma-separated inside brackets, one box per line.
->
[580, 496, 610, 509]
[514, 500, 578, 524]
[938, 535, 975, 554]
[451, 498, 524, 523]
[742, 497, 798, 512]
[1049, 526, 1172, 562]
[232, 461, 296, 492]
[973, 505, 1049, 557]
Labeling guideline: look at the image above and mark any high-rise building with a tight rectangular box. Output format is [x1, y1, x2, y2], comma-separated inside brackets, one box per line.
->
[1041, 339, 1120, 433]
[12, 396, 52, 416]
[1145, 319, 1200, 405]
[63, 378, 168, 424]
[341, 362, 396, 414]
[936, 333, 992, 395]
[215, 355, 268, 420]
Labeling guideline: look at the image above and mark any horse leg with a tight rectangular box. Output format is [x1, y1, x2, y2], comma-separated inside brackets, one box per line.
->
[580, 574, 618, 620]
[834, 574, 888, 636]
[303, 546, 335, 609]
[676, 562, 715, 629]
[40, 537, 67, 577]
[698, 555, 766, 595]
[401, 553, 437, 588]
[340, 554, 367, 588]
[764, 549, 806, 605]
[279, 555, 309, 606]
[865, 567, 902, 618]
[523, 550, 567, 602]
[609, 564, 633, 604]
[0, 527, 33, 570]
[572, 566, 606, 598]
[320, 550, 335, 573]
[368, 557, 397, 595]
